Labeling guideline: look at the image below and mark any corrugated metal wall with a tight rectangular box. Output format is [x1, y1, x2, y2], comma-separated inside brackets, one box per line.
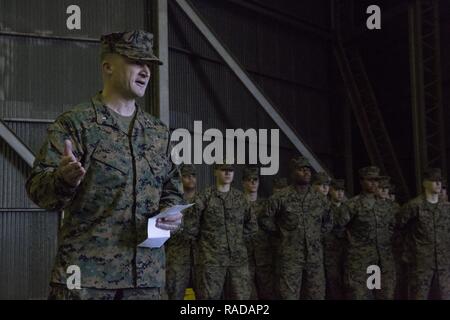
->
[168, 0, 333, 195]
[0, 0, 149, 299]
[1, 0, 334, 299]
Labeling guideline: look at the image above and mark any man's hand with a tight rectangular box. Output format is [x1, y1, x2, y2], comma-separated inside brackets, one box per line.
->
[156, 212, 183, 232]
[56, 140, 86, 187]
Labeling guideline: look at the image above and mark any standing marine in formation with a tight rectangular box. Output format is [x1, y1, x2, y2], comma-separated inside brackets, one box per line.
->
[259, 156, 332, 300]
[242, 166, 275, 300]
[397, 168, 450, 299]
[184, 163, 257, 299]
[165, 164, 197, 300]
[324, 179, 347, 299]
[336, 166, 397, 299]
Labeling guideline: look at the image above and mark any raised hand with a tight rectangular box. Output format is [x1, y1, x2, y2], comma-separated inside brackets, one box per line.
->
[57, 139, 86, 187]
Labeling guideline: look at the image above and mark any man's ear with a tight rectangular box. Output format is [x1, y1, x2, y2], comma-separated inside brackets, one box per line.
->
[102, 60, 113, 76]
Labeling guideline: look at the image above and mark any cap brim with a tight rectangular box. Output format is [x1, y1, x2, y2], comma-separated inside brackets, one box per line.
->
[123, 53, 163, 65]
[361, 175, 382, 180]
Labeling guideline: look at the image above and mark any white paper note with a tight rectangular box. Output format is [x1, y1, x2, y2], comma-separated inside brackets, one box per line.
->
[154, 203, 195, 219]
[138, 203, 195, 248]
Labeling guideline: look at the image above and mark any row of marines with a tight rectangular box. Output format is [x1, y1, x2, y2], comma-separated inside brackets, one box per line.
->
[166, 156, 450, 300]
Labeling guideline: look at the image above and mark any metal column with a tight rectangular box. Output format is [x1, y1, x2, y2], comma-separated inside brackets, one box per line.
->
[333, 0, 410, 200]
[152, 0, 170, 126]
[409, 0, 447, 192]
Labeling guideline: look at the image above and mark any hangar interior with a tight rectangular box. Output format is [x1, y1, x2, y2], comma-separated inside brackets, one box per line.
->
[0, 0, 448, 299]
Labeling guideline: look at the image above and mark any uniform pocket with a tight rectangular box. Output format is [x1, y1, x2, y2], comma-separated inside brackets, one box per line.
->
[278, 205, 299, 231]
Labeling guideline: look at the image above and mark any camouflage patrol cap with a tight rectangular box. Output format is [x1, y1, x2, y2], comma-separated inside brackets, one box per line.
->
[331, 179, 345, 190]
[359, 166, 381, 179]
[423, 168, 442, 182]
[214, 162, 234, 171]
[312, 172, 331, 185]
[289, 156, 312, 170]
[378, 176, 391, 189]
[180, 164, 196, 176]
[273, 177, 288, 190]
[242, 166, 259, 180]
[100, 30, 163, 65]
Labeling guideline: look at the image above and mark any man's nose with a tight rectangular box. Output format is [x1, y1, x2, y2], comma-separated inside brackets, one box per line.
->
[140, 66, 150, 78]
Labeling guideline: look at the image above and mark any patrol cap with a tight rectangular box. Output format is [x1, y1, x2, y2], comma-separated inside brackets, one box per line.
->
[378, 176, 391, 189]
[180, 164, 196, 176]
[423, 168, 442, 182]
[289, 156, 312, 171]
[273, 177, 288, 190]
[242, 166, 259, 180]
[100, 30, 163, 65]
[214, 163, 234, 171]
[312, 172, 331, 185]
[330, 179, 345, 190]
[359, 166, 381, 180]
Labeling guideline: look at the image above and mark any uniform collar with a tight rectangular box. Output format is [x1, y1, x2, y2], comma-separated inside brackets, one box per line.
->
[91, 92, 156, 132]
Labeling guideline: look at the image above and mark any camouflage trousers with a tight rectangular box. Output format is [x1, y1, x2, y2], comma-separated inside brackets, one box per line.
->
[255, 264, 276, 300]
[409, 267, 450, 300]
[277, 260, 326, 300]
[324, 240, 346, 300]
[248, 260, 258, 300]
[344, 261, 396, 300]
[48, 283, 162, 300]
[194, 265, 250, 300]
[166, 262, 192, 300]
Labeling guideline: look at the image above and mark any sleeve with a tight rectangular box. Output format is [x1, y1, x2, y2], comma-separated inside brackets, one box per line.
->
[183, 192, 205, 241]
[158, 138, 184, 211]
[258, 195, 281, 235]
[335, 200, 354, 229]
[321, 198, 333, 234]
[396, 202, 417, 230]
[25, 116, 84, 211]
[395, 201, 419, 264]
[244, 201, 258, 240]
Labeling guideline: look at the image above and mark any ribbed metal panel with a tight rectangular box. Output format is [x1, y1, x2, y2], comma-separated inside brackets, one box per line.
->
[0, 0, 146, 38]
[168, 0, 332, 192]
[0, 36, 102, 118]
[0, 0, 149, 300]
[0, 121, 49, 209]
[0, 211, 59, 300]
[249, 0, 331, 29]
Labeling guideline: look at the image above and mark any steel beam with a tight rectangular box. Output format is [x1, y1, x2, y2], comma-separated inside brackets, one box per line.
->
[0, 119, 35, 167]
[156, 0, 170, 126]
[173, 0, 329, 173]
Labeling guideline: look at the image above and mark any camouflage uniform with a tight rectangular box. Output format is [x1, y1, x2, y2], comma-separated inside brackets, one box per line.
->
[324, 179, 347, 300]
[397, 169, 450, 299]
[260, 184, 331, 300]
[185, 167, 257, 300]
[260, 157, 332, 300]
[165, 165, 197, 300]
[336, 167, 397, 300]
[26, 31, 183, 299]
[273, 177, 288, 194]
[251, 199, 278, 300]
[378, 176, 404, 299]
[243, 167, 275, 300]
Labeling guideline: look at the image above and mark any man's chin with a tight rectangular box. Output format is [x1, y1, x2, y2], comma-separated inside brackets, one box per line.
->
[132, 87, 147, 98]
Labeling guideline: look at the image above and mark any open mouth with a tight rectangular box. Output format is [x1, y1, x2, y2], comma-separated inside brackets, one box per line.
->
[135, 80, 146, 87]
